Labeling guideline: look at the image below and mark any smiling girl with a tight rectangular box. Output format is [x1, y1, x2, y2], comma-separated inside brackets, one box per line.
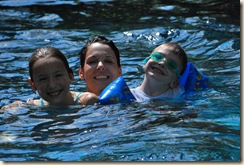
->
[27, 46, 98, 106]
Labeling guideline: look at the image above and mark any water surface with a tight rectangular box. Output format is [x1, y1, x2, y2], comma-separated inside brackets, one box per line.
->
[0, 0, 240, 161]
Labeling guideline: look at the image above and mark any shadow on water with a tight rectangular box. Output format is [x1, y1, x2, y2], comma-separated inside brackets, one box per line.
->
[0, 0, 240, 31]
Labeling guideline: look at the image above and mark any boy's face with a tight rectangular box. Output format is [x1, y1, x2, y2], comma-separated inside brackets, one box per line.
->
[79, 43, 122, 96]
[30, 57, 73, 105]
[143, 46, 182, 86]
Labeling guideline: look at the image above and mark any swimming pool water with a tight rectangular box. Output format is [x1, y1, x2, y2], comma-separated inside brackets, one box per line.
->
[0, 0, 240, 161]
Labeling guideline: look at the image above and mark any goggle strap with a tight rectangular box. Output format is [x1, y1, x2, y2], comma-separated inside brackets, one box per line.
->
[176, 72, 181, 79]
[142, 56, 151, 64]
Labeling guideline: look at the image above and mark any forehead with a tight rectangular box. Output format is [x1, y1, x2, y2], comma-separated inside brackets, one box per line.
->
[86, 43, 115, 58]
[33, 57, 66, 72]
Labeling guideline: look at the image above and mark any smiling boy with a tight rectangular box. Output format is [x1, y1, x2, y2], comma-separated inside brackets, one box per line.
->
[131, 43, 187, 102]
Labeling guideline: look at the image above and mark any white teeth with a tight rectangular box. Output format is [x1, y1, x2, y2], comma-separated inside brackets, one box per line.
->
[95, 75, 108, 79]
[152, 67, 164, 75]
[48, 90, 60, 96]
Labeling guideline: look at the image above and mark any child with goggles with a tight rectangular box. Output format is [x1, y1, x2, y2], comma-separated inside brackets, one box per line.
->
[130, 43, 187, 102]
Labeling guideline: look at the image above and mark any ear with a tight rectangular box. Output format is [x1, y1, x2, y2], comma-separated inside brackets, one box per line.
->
[28, 78, 37, 91]
[69, 72, 74, 83]
[118, 66, 122, 76]
[169, 79, 179, 89]
[79, 66, 85, 80]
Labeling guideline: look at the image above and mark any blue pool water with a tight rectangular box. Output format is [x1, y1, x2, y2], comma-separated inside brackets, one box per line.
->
[0, 0, 240, 161]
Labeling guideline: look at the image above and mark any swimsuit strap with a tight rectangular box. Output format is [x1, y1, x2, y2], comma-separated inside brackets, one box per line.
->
[39, 93, 83, 106]
[40, 98, 44, 106]
[75, 92, 83, 105]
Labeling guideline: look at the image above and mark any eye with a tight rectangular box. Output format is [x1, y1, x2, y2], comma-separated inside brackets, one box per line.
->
[105, 59, 114, 64]
[87, 59, 97, 65]
[167, 60, 178, 71]
[151, 52, 164, 62]
[56, 74, 64, 77]
[37, 77, 47, 82]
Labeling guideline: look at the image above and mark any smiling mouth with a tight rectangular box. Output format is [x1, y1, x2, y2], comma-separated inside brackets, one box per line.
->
[48, 90, 62, 97]
[152, 66, 164, 75]
[94, 75, 109, 80]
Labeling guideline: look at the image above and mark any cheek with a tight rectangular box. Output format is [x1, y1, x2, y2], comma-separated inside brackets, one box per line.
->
[84, 64, 94, 72]
[83, 69, 93, 78]
[170, 72, 178, 81]
[61, 76, 72, 84]
[34, 83, 45, 91]
[176, 61, 182, 71]
[112, 68, 122, 76]
[143, 65, 146, 71]
[143, 62, 151, 71]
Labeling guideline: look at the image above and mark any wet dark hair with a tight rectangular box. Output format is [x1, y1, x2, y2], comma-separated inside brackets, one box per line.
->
[161, 43, 188, 75]
[79, 36, 121, 68]
[29, 46, 73, 80]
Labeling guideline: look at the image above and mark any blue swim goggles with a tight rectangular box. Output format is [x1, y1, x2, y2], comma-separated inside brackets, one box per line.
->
[143, 52, 181, 78]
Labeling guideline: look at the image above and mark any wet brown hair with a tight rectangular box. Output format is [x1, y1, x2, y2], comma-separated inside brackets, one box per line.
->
[78, 36, 121, 68]
[29, 46, 73, 81]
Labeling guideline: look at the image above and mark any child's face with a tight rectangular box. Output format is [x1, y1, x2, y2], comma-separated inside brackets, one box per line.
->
[144, 47, 182, 86]
[79, 43, 122, 96]
[31, 57, 73, 105]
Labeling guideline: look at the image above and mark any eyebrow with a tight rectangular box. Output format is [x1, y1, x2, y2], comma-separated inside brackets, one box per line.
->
[87, 55, 115, 59]
[35, 69, 65, 77]
[105, 55, 115, 58]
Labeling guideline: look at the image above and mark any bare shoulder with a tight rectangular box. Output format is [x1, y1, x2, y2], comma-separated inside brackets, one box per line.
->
[78, 92, 99, 105]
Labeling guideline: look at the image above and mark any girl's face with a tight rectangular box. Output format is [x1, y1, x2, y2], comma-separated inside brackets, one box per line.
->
[144, 47, 181, 86]
[79, 43, 122, 96]
[30, 57, 73, 105]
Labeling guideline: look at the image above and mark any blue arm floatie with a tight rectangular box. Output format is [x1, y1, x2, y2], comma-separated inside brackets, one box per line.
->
[99, 76, 136, 105]
[179, 62, 208, 92]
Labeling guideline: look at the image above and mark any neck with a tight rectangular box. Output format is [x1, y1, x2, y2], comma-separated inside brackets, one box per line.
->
[87, 89, 100, 97]
[139, 77, 170, 97]
[45, 91, 75, 106]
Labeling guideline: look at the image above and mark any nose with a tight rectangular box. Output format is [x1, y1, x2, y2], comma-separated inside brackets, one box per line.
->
[158, 62, 165, 68]
[97, 61, 105, 70]
[48, 77, 56, 90]
[158, 58, 168, 67]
